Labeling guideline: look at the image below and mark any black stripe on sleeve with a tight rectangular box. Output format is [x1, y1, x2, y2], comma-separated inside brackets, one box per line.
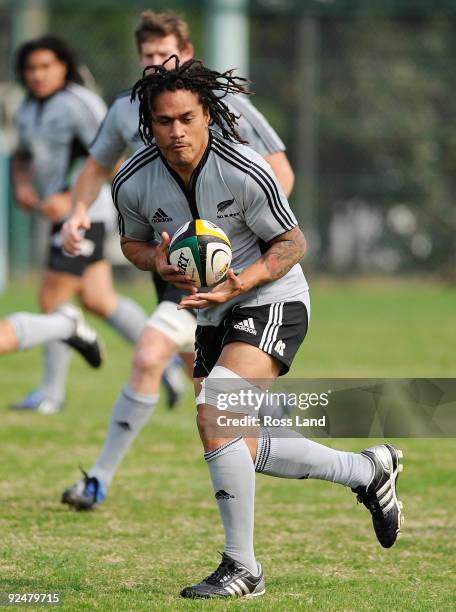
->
[111, 149, 159, 236]
[212, 142, 294, 231]
[213, 137, 295, 227]
[111, 146, 157, 202]
[112, 145, 157, 193]
[213, 143, 288, 230]
[213, 136, 295, 228]
[112, 150, 158, 211]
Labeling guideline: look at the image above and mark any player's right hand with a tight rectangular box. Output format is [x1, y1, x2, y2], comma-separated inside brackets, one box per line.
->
[61, 212, 92, 256]
[155, 232, 198, 291]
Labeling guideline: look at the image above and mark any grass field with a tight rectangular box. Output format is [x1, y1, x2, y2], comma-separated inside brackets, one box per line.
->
[1, 277, 455, 610]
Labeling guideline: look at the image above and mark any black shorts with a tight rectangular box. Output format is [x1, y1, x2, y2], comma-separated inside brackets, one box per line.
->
[47, 222, 105, 277]
[194, 301, 309, 378]
[151, 271, 188, 305]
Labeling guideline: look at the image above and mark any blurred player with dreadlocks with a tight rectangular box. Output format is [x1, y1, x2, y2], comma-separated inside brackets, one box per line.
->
[11, 35, 147, 414]
[76, 58, 405, 597]
[61, 10, 294, 510]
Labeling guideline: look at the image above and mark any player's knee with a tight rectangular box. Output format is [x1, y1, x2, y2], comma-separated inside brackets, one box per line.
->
[196, 404, 218, 438]
[80, 291, 113, 317]
[132, 345, 167, 378]
[0, 319, 19, 353]
[39, 294, 55, 313]
[196, 366, 244, 436]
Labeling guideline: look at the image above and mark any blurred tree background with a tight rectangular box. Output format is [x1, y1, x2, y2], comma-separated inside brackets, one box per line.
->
[1, 0, 455, 278]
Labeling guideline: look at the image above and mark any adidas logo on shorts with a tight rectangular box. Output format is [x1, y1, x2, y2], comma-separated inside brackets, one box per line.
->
[274, 339, 286, 356]
[233, 318, 257, 335]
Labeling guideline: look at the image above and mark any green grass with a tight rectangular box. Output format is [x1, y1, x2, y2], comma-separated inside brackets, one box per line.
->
[0, 276, 455, 610]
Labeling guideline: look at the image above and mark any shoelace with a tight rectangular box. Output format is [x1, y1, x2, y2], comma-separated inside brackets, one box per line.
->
[357, 489, 384, 518]
[206, 556, 239, 586]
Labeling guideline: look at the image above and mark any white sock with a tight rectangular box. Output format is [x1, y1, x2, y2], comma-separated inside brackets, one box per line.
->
[89, 384, 158, 486]
[255, 427, 373, 488]
[105, 296, 146, 344]
[205, 437, 258, 575]
[40, 340, 72, 403]
[6, 311, 74, 349]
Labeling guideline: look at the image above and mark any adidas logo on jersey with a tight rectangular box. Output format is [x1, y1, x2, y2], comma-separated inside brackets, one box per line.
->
[152, 208, 173, 222]
[274, 339, 286, 356]
[233, 318, 257, 335]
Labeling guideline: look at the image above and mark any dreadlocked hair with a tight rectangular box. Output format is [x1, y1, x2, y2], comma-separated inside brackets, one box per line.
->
[131, 56, 251, 146]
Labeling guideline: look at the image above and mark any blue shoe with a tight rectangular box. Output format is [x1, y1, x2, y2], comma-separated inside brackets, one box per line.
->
[61, 470, 106, 511]
[162, 354, 186, 409]
[11, 389, 63, 415]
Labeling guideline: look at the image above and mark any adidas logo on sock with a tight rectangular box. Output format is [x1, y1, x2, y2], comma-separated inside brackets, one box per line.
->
[116, 420, 132, 431]
[233, 318, 257, 335]
[215, 490, 235, 500]
[152, 208, 173, 222]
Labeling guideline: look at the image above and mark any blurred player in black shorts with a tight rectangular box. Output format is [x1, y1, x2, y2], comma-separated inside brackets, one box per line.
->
[11, 35, 147, 414]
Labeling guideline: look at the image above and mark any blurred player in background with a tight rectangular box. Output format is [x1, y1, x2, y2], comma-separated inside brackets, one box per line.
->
[11, 35, 147, 414]
[61, 10, 295, 510]
[0, 306, 102, 392]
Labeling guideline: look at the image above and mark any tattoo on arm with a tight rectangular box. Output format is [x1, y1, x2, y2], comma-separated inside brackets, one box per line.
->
[262, 228, 307, 281]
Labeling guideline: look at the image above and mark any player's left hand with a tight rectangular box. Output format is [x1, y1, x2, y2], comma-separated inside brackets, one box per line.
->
[41, 192, 72, 222]
[177, 269, 244, 309]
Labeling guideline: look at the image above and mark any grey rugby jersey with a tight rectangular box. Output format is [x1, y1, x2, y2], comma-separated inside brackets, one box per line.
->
[90, 90, 285, 168]
[113, 131, 308, 326]
[15, 83, 113, 224]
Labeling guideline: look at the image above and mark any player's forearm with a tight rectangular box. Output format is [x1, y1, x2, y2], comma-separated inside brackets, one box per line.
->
[71, 156, 111, 214]
[238, 227, 307, 291]
[11, 153, 33, 187]
[120, 238, 159, 271]
[11, 152, 40, 210]
[12, 168, 32, 188]
[41, 191, 72, 222]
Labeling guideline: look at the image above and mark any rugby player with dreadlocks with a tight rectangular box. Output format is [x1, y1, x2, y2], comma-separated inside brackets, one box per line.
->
[107, 58, 404, 599]
[61, 10, 295, 511]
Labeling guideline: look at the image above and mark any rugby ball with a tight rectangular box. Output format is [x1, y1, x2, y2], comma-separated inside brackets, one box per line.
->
[168, 219, 232, 287]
